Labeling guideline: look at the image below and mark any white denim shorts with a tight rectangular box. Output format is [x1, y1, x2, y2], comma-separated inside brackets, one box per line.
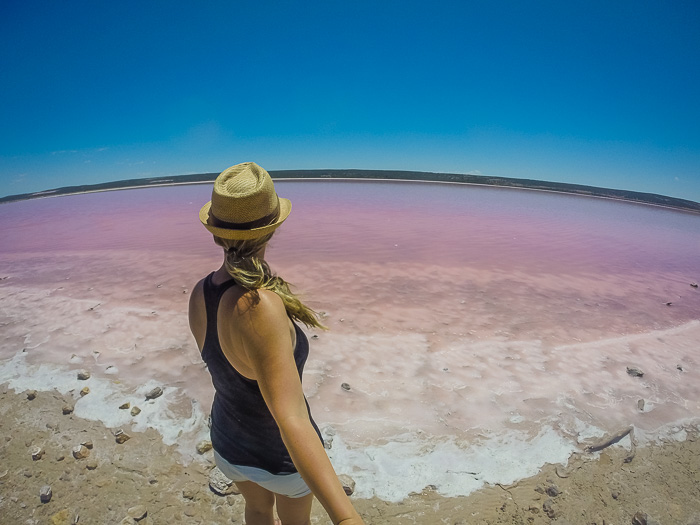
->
[213, 450, 311, 498]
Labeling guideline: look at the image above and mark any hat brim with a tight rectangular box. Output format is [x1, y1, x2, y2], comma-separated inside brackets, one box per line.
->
[199, 198, 291, 240]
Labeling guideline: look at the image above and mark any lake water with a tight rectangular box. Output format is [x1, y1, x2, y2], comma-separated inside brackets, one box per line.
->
[1, 180, 699, 501]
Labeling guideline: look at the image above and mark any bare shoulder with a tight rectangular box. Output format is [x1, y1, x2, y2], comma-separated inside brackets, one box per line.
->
[227, 288, 287, 326]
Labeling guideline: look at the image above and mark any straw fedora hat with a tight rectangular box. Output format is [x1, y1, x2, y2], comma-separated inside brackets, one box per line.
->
[199, 162, 291, 240]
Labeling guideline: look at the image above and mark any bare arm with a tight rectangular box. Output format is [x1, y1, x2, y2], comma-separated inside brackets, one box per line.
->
[233, 290, 364, 525]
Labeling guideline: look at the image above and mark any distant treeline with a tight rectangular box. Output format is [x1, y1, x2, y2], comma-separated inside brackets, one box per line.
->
[2, 169, 699, 214]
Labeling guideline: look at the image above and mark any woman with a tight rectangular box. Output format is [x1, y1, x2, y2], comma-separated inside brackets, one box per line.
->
[188, 162, 364, 525]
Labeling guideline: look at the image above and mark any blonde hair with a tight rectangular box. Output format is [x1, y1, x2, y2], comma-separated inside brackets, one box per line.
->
[214, 234, 326, 330]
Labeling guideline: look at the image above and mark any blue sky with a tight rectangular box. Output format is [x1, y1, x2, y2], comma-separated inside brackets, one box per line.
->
[1, 1, 699, 201]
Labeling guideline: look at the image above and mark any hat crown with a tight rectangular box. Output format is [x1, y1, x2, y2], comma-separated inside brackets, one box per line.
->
[210, 162, 279, 224]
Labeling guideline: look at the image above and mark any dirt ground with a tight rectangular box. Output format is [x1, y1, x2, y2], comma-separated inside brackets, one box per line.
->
[1, 387, 699, 525]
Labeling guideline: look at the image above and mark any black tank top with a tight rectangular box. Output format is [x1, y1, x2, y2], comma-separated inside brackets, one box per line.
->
[200, 272, 323, 474]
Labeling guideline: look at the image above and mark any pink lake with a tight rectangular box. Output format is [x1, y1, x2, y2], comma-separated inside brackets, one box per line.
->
[1, 180, 699, 500]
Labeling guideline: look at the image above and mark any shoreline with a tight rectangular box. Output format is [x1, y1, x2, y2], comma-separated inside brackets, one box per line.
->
[2, 170, 699, 215]
[2, 385, 699, 524]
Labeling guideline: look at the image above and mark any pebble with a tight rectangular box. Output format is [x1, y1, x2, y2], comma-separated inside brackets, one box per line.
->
[86, 459, 98, 470]
[56, 454, 65, 461]
[32, 446, 45, 460]
[126, 504, 148, 520]
[115, 429, 131, 444]
[209, 466, 241, 496]
[130, 406, 141, 416]
[119, 402, 131, 409]
[72, 445, 90, 459]
[638, 399, 646, 411]
[545, 484, 561, 497]
[27, 390, 37, 400]
[632, 512, 648, 525]
[691, 282, 698, 288]
[341, 382, 352, 391]
[145, 387, 163, 400]
[542, 498, 558, 519]
[626, 367, 644, 377]
[39, 485, 52, 503]
[80, 387, 90, 396]
[81, 440, 93, 449]
[196, 440, 213, 454]
[338, 474, 356, 496]
[62, 405, 74, 415]
[77, 370, 91, 380]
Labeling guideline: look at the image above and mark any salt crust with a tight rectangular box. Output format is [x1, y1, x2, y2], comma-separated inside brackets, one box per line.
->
[3, 348, 699, 502]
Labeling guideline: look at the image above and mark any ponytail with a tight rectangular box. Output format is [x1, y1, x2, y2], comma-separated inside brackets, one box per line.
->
[214, 235, 326, 330]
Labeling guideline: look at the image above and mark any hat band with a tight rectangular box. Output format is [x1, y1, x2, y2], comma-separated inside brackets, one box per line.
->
[209, 201, 280, 231]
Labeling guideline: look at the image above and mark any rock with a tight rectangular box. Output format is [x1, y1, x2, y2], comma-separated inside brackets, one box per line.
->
[638, 399, 645, 411]
[341, 382, 352, 391]
[115, 429, 131, 444]
[86, 460, 98, 470]
[126, 504, 148, 520]
[119, 402, 131, 409]
[120, 518, 137, 525]
[80, 386, 90, 396]
[130, 406, 141, 416]
[72, 445, 90, 459]
[27, 390, 37, 400]
[677, 364, 684, 372]
[209, 466, 241, 496]
[56, 454, 65, 461]
[664, 301, 673, 306]
[545, 484, 561, 497]
[542, 498, 558, 519]
[311, 334, 319, 339]
[612, 489, 620, 499]
[690, 282, 698, 288]
[145, 387, 163, 400]
[81, 440, 93, 449]
[62, 405, 74, 415]
[196, 440, 213, 454]
[626, 367, 644, 377]
[50, 509, 71, 525]
[632, 512, 648, 525]
[77, 369, 91, 380]
[32, 446, 45, 460]
[40, 484, 53, 503]
[338, 474, 356, 496]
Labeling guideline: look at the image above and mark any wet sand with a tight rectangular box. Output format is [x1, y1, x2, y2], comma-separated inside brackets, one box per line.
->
[2, 387, 699, 525]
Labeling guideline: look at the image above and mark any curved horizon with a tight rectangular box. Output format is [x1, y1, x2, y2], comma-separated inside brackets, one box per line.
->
[2, 169, 699, 215]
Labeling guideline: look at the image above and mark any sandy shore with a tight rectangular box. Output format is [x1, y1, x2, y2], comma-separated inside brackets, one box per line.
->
[2, 387, 699, 525]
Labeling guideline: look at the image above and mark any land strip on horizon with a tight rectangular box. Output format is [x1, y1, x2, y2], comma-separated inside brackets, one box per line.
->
[2, 170, 699, 213]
